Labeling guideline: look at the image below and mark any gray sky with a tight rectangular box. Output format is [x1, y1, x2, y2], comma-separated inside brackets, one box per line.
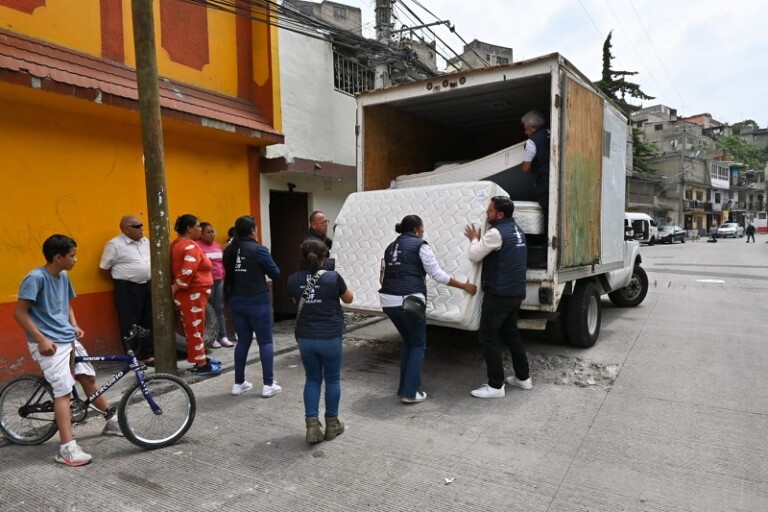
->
[350, 0, 768, 126]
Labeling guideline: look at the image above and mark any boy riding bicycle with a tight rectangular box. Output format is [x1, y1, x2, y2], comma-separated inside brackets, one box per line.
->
[14, 235, 123, 467]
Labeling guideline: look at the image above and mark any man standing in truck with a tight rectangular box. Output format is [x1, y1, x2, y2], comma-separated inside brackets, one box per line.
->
[521, 111, 550, 225]
[464, 196, 532, 399]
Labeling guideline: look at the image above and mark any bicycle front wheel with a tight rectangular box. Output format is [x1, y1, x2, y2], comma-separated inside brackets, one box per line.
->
[0, 375, 58, 445]
[118, 373, 196, 449]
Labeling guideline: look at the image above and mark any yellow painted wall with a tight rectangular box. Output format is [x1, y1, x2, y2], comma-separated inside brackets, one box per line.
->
[0, 85, 251, 304]
[120, 1, 239, 96]
[0, 1, 243, 97]
[0, 0, 101, 55]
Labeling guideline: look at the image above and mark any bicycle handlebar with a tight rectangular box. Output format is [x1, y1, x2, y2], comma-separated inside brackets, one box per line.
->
[124, 325, 151, 342]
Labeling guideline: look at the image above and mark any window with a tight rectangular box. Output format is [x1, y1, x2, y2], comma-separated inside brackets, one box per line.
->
[696, 191, 703, 201]
[685, 190, 693, 200]
[497, 56, 508, 65]
[654, 124, 663, 131]
[635, 122, 643, 128]
[333, 6, 347, 19]
[715, 192, 721, 204]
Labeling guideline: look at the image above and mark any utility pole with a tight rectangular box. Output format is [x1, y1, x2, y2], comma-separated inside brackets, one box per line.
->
[374, 0, 393, 88]
[131, 0, 176, 374]
[679, 126, 686, 227]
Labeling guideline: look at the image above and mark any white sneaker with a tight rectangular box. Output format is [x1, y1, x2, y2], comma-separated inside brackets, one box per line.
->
[210, 340, 223, 349]
[401, 391, 427, 404]
[470, 384, 505, 398]
[262, 382, 283, 398]
[102, 419, 124, 437]
[55, 443, 92, 466]
[231, 381, 253, 396]
[505, 376, 533, 390]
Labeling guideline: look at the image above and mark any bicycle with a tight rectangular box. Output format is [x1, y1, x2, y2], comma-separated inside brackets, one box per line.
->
[0, 325, 196, 450]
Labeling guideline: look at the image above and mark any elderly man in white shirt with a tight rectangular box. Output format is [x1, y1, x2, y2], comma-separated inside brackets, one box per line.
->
[99, 215, 155, 365]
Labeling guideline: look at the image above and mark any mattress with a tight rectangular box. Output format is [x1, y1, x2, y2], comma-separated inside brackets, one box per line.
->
[394, 142, 545, 235]
[331, 181, 510, 330]
[396, 142, 525, 188]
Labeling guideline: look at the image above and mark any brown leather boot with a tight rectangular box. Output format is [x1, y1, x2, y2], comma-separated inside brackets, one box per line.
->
[305, 417, 324, 443]
[324, 416, 345, 441]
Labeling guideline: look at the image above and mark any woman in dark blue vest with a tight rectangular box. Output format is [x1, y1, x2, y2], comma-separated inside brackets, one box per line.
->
[223, 215, 282, 398]
[379, 215, 477, 404]
[288, 239, 354, 443]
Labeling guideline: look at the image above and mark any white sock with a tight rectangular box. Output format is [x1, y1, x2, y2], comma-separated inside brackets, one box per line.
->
[106, 415, 118, 425]
[60, 440, 76, 451]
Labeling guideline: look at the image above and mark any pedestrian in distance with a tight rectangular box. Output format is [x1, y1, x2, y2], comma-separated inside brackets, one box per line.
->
[99, 215, 155, 365]
[198, 222, 234, 348]
[223, 215, 282, 398]
[379, 214, 477, 404]
[708, 222, 719, 243]
[464, 196, 532, 398]
[287, 238, 354, 443]
[171, 214, 220, 376]
[746, 222, 756, 243]
[14, 235, 123, 467]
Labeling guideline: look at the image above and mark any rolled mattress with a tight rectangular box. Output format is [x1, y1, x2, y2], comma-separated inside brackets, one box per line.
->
[332, 181, 508, 330]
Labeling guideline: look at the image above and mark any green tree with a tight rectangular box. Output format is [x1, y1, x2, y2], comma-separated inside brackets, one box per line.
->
[632, 128, 659, 174]
[594, 31, 655, 114]
[731, 119, 758, 135]
[716, 134, 768, 170]
[594, 31, 657, 174]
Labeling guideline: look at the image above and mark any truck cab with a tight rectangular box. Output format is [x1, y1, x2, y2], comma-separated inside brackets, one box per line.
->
[625, 212, 658, 245]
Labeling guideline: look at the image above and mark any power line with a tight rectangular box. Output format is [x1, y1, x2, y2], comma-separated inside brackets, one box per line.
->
[626, 0, 689, 113]
[602, 0, 666, 106]
[396, 0, 474, 70]
[177, 0, 437, 77]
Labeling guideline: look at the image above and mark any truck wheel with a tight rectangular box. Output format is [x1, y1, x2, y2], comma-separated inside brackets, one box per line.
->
[648, 236, 655, 246]
[608, 265, 648, 308]
[566, 281, 601, 348]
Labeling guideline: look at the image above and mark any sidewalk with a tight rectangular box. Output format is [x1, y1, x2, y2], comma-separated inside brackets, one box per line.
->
[115, 313, 387, 390]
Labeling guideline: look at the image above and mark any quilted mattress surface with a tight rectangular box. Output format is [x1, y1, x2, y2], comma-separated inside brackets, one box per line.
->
[394, 142, 544, 234]
[395, 142, 525, 188]
[332, 181, 510, 330]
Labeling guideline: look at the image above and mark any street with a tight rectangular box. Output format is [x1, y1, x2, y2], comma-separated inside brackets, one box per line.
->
[1, 235, 767, 511]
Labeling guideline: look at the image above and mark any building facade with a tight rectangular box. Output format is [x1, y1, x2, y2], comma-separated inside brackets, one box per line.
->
[0, 0, 282, 380]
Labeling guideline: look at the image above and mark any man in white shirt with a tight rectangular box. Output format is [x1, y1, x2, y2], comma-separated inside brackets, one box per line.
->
[99, 215, 154, 364]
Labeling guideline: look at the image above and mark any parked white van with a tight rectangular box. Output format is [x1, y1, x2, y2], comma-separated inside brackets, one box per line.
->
[625, 212, 659, 245]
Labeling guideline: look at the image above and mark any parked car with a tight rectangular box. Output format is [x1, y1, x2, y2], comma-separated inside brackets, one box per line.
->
[716, 222, 744, 238]
[658, 225, 687, 244]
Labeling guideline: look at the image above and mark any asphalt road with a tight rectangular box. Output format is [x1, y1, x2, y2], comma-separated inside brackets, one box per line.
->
[1, 234, 766, 511]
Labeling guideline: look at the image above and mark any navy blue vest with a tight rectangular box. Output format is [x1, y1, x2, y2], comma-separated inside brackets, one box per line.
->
[481, 218, 527, 296]
[287, 270, 347, 339]
[529, 125, 551, 192]
[379, 233, 427, 296]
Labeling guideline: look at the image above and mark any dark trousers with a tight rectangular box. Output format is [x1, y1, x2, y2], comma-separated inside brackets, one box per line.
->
[478, 293, 529, 389]
[747, 232, 755, 242]
[113, 280, 154, 360]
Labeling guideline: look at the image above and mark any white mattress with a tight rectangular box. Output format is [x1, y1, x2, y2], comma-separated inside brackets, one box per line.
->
[393, 142, 544, 235]
[332, 181, 510, 330]
[396, 142, 525, 188]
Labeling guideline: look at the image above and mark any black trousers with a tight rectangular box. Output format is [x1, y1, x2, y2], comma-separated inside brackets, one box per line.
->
[478, 293, 529, 389]
[113, 280, 154, 359]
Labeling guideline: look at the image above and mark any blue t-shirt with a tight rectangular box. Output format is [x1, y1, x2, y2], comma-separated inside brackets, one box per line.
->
[17, 267, 77, 343]
[287, 270, 347, 340]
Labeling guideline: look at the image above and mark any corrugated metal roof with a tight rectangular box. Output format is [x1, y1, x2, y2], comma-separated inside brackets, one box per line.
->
[0, 28, 283, 143]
